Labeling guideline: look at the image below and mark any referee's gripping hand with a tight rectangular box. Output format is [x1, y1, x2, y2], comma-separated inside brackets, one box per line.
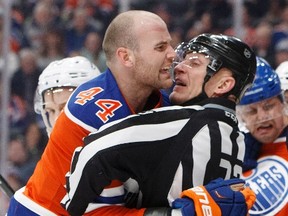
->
[172, 178, 256, 216]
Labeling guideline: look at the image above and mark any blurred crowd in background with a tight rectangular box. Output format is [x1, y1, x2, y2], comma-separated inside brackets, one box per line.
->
[1, 0, 288, 193]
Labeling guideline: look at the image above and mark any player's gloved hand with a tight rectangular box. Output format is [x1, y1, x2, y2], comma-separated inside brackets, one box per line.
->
[243, 133, 262, 172]
[172, 178, 256, 216]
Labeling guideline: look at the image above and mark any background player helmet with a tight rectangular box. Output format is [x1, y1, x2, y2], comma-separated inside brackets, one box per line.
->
[275, 60, 288, 91]
[37, 56, 101, 96]
[237, 57, 285, 126]
[239, 57, 282, 105]
[34, 56, 101, 134]
[174, 33, 256, 102]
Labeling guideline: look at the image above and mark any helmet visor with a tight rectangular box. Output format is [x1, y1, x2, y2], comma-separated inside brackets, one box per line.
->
[237, 93, 286, 127]
[173, 42, 223, 78]
[34, 87, 75, 135]
[34, 87, 75, 113]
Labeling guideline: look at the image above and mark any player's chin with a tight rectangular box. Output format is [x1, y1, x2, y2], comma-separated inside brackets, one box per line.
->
[169, 91, 186, 105]
[159, 77, 173, 89]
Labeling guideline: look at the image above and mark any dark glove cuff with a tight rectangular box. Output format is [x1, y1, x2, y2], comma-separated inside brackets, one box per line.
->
[144, 207, 172, 216]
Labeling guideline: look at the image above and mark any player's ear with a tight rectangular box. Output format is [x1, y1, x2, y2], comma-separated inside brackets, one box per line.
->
[116, 47, 134, 67]
[215, 76, 235, 95]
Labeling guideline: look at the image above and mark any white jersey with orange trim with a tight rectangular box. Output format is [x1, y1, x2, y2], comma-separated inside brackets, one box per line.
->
[7, 68, 169, 216]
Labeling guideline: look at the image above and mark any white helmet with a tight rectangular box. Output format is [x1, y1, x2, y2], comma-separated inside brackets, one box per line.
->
[38, 56, 101, 95]
[34, 56, 101, 135]
[276, 61, 288, 91]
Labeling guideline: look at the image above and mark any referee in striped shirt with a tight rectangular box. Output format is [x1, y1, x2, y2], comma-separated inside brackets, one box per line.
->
[62, 33, 257, 216]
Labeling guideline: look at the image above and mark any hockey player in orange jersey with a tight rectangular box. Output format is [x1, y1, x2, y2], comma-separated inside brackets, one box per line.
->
[237, 57, 288, 216]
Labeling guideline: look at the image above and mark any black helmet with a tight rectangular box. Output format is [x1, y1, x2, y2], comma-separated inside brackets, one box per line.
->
[175, 33, 257, 102]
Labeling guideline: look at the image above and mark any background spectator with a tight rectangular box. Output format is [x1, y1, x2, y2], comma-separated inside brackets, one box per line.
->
[0, 31, 19, 78]
[37, 30, 66, 70]
[274, 38, 288, 67]
[77, 31, 106, 71]
[64, 7, 100, 55]
[270, 5, 288, 48]
[23, 1, 60, 50]
[224, 2, 256, 47]
[7, 135, 36, 189]
[10, 48, 42, 117]
[24, 121, 48, 163]
[252, 21, 276, 68]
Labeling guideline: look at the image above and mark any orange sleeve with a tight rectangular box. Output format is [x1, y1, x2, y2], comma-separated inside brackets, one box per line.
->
[24, 112, 90, 215]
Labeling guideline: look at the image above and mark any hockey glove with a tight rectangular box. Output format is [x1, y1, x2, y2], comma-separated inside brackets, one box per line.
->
[172, 178, 256, 216]
[243, 133, 262, 172]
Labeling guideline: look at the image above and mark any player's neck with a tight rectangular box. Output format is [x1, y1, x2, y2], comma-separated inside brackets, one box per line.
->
[120, 83, 154, 113]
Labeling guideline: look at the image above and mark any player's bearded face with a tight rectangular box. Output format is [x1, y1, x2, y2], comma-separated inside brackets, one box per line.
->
[134, 53, 173, 90]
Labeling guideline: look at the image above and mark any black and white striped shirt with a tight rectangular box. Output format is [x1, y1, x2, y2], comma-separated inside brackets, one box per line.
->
[62, 97, 245, 215]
